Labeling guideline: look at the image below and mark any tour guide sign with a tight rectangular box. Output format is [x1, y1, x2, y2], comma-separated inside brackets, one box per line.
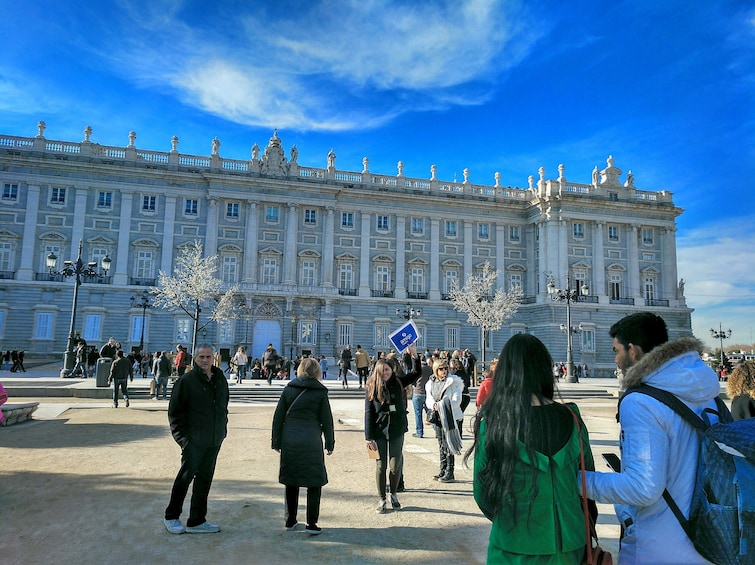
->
[388, 320, 421, 353]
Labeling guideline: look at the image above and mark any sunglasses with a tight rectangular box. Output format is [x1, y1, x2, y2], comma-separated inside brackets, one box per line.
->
[438, 366, 449, 371]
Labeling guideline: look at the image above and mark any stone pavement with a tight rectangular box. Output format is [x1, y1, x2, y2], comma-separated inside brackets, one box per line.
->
[0, 367, 629, 564]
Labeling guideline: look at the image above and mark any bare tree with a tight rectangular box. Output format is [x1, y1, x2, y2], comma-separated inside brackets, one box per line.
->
[151, 241, 239, 355]
[448, 261, 523, 376]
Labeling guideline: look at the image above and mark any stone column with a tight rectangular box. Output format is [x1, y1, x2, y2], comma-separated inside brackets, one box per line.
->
[17, 184, 41, 281]
[496, 223, 506, 290]
[537, 221, 548, 299]
[627, 224, 641, 301]
[243, 200, 258, 282]
[283, 204, 297, 284]
[663, 227, 679, 303]
[321, 207, 334, 287]
[395, 215, 406, 299]
[113, 191, 134, 286]
[430, 219, 441, 300]
[204, 197, 219, 257]
[161, 194, 177, 274]
[593, 220, 606, 302]
[70, 187, 88, 258]
[358, 212, 371, 296]
[558, 219, 569, 281]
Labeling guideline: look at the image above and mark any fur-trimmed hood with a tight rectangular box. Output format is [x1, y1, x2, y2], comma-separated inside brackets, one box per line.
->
[622, 336, 720, 404]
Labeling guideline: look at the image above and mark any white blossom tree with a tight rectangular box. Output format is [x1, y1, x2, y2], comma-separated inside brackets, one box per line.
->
[448, 261, 523, 375]
[151, 241, 239, 355]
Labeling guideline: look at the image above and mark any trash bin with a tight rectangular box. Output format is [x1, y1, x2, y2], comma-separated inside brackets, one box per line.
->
[96, 358, 113, 387]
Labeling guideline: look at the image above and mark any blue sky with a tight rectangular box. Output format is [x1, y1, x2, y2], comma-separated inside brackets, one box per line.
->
[2, 1, 753, 351]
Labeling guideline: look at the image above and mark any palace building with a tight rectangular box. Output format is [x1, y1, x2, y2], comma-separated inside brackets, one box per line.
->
[0, 121, 692, 375]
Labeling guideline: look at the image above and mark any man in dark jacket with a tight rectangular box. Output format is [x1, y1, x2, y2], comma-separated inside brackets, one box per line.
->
[164, 344, 229, 534]
[107, 349, 132, 408]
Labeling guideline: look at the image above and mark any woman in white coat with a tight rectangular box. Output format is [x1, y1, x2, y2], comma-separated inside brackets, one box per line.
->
[425, 359, 464, 482]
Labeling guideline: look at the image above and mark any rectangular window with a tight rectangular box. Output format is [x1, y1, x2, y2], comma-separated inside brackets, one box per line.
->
[131, 316, 144, 343]
[610, 274, 622, 300]
[581, 329, 595, 352]
[266, 206, 279, 223]
[478, 223, 490, 240]
[642, 228, 654, 245]
[411, 218, 424, 234]
[221, 256, 237, 283]
[414, 325, 425, 349]
[185, 199, 198, 216]
[301, 260, 316, 286]
[445, 220, 457, 237]
[226, 202, 239, 218]
[338, 323, 352, 347]
[341, 212, 353, 229]
[509, 273, 522, 290]
[446, 326, 459, 351]
[50, 187, 66, 204]
[374, 324, 389, 348]
[142, 195, 156, 212]
[135, 250, 153, 278]
[0, 241, 12, 271]
[176, 319, 191, 343]
[377, 215, 389, 231]
[262, 257, 277, 284]
[608, 225, 619, 242]
[97, 191, 112, 208]
[300, 321, 315, 345]
[2, 183, 18, 201]
[218, 320, 234, 344]
[304, 209, 317, 225]
[410, 267, 424, 293]
[35, 312, 54, 340]
[375, 265, 390, 290]
[83, 314, 102, 342]
[644, 276, 655, 300]
[444, 270, 458, 294]
[573, 222, 584, 239]
[339, 263, 353, 289]
[91, 247, 109, 271]
[0, 310, 4, 340]
[509, 226, 520, 241]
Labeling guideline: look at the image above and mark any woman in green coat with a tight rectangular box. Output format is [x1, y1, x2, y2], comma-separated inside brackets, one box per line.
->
[463, 334, 595, 564]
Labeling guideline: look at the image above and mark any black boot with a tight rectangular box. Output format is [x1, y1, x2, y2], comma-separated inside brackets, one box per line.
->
[439, 455, 455, 482]
[434, 446, 447, 480]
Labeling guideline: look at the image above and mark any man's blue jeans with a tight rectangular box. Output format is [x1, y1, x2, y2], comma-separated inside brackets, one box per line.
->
[112, 378, 129, 406]
[412, 394, 428, 437]
[157, 376, 169, 400]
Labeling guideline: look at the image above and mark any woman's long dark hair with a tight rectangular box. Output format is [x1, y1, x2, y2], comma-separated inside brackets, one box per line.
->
[463, 333, 555, 520]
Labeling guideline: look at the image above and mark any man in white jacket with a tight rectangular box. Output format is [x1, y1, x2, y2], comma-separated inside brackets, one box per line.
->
[585, 312, 720, 564]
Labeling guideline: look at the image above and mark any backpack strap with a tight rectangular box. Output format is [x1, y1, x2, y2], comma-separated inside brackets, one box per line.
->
[617, 384, 708, 539]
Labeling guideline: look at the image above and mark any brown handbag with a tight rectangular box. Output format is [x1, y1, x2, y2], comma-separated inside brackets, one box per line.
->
[570, 409, 613, 565]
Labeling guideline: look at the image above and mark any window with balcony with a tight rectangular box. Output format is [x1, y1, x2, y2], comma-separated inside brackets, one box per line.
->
[341, 212, 353, 229]
[644, 276, 656, 300]
[2, 183, 18, 201]
[410, 267, 425, 294]
[445, 220, 457, 237]
[97, 191, 113, 209]
[411, 217, 424, 235]
[0, 242, 12, 271]
[221, 255, 238, 283]
[266, 205, 279, 223]
[444, 270, 458, 295]
[262, 257, 278, 284]
[135, 250, 154, 279]
[339, 263, 353, 292]
[301, 260, 316, 286]
[375, 265, 391, 291]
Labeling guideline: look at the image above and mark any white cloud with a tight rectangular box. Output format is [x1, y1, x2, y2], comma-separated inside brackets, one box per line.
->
[678, 217, 755, 349]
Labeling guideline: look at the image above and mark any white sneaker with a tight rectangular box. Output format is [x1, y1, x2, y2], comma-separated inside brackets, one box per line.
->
[164, 518, 185, 534]
[185, 521, 220, 533]
[375, 499, 387, 514]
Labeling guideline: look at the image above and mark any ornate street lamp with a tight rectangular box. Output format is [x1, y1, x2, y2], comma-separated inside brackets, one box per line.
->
[710, 323, 732, 377]
[130, 289, 152, 352]
[396, 303, 421, 320]
[548, 275, 589, 383]
[48, 240, 111, 378]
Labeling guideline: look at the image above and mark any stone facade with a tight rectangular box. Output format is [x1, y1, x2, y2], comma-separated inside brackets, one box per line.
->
[0, 122, 691, 375]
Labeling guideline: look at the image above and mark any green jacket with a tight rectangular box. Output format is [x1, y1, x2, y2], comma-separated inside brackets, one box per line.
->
[473, 403, 593, 559]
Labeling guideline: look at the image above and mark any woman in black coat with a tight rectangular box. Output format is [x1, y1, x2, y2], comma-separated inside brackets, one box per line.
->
[272, 357, 335, 535]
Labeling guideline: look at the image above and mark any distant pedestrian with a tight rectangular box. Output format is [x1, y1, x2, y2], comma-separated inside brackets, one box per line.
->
[108, 350, 132, 408]
[355, 345, 370, 389]
[319, 355, 327, 380]
[17, 350, 26, 372]
[340, 346, 352, 388]
[272, 357, 335, 535]
[153, 351, 172, 401]
[164, 344, 229, 535]
[727, 361, 755, 420]
[3, 350, 10, 371]
[174, 345, 188, 377]
[87, 346, 99, 378]
[232, 346, 248, 384]
[99, 337, 117, 359]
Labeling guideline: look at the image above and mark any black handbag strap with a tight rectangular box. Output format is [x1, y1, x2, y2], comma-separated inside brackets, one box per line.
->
[286, 389, 307, 417]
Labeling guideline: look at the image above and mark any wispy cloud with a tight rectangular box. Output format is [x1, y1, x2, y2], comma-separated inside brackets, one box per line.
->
[92, 0, 541, 131]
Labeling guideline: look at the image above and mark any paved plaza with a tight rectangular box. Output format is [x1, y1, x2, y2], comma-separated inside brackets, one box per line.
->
[0, 368, 632, 564]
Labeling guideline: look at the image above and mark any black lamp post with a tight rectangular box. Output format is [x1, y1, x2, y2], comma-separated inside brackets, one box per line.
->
[396, 303, 421, 320]
[130, 290, 152, 352]
[547, 275, 589, 383]
[48, 240, 111, 378]
[710, 323, 732, 376]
